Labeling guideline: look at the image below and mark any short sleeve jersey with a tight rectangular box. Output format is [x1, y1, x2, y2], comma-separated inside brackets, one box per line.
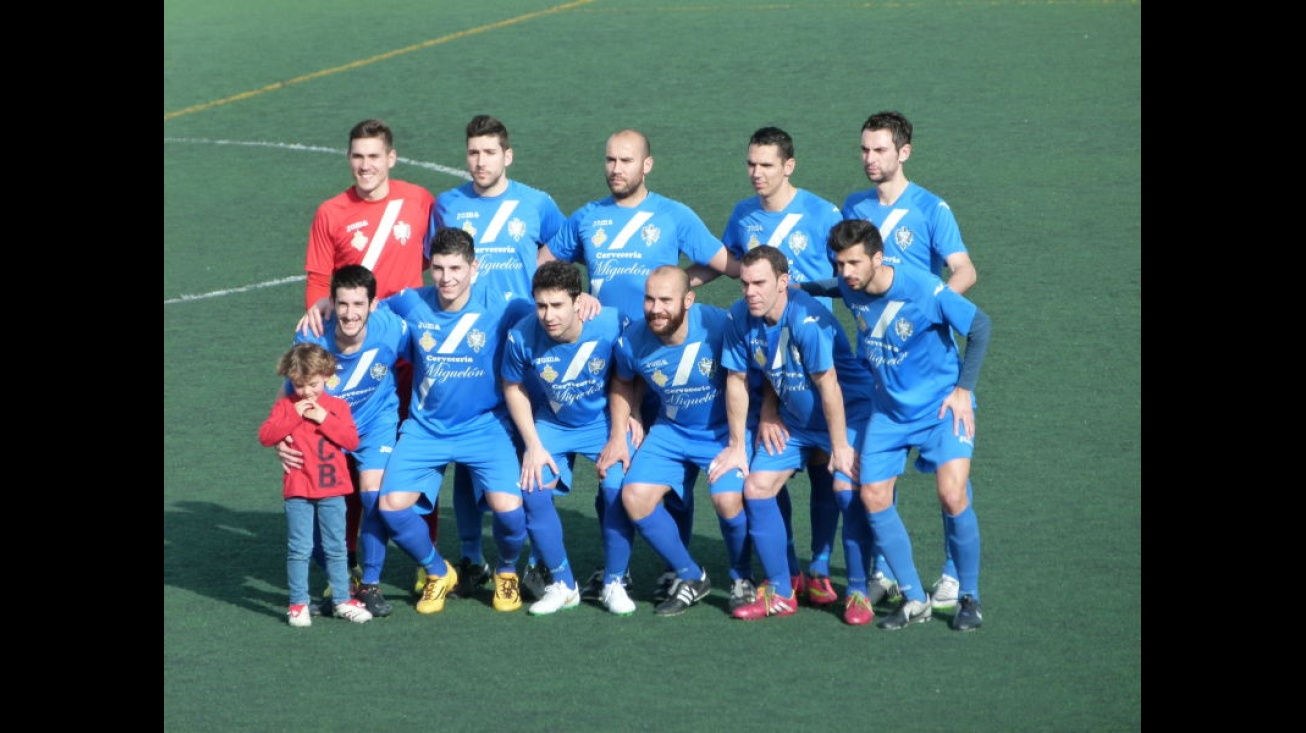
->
[305, 179, 435, 307]
[722, 189, 842, 309]
[385, 283, 533, 436]
[432, 179, 566, 302]
[502, 307, 623, 429]
[546, 192, 726, 326]
[614, 304, 732, 433]
[841, 182, 967, 279]
[292, 303, 410, 436]
[836, 267, 978, 423]
[722, 289, 874, 432]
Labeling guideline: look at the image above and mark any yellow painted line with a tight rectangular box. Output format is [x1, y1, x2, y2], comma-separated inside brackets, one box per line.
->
[164, 0, 596, 122]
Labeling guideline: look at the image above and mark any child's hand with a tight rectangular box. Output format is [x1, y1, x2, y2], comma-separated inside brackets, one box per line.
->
[295, 399, 326, 424]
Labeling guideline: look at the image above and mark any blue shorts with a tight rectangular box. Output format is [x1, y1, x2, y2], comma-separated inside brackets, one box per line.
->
[750, 415, 866, 486]
[349, 417, 399, 472]
[381, 417, 522, 515]
[625, 422, 747, 498]
[858, 410, 975, 484]
[535, 419, 628, 494]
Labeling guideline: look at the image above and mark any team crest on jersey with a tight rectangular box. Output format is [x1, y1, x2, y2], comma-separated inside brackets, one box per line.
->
[894, 226, 913, 251]
[698, 357, 716, 378]
[747, 234, 761, 250]
[789, 231, 809, 254]
[856, 313, 868, 332]
[327, 374, 341, 390]
[468, 329, 488, 352]
[351, 230, 368, 251]
[370, 363, 388, 381]
[508, 217, 527, 241]
[461, 221, 479, 239]
[753, 346, 766, 367]
[641, 223, 661, 247]
[894, 318, 914, 341]
[592, 228, 608, 247]
[394, 220, 412, 244]
[789, 343, 803, 366]
[541, 364, 559, 383]
[419, 331, 437, 352]
[588, 357, 606, 375]
[651, 369, 669, 387]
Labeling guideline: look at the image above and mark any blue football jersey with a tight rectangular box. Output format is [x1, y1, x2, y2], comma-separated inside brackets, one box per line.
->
[502, 307, 623, 429]
[385, 283, 534, 436]
[546, 192, 726, 326]
[836, 267, 978, 423]
[292, 303, 409, 436]
[615, 304, 732, 432]
[842, 182, 967, 279]
[433, 179, 566, 302]
[722, 188, 842, 310]
[722, 289, 873, 432]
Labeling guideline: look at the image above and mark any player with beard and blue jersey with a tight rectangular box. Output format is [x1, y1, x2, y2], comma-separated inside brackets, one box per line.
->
[712, 246, 879, 625]
[721, 127, 847, 608]
[543, 129, 741, 603]
[501, 261, 639, 616]
[842, 111, 981, 613]
[597, 266, 752, 617]
[375, 228, 534, 615]
[824, 218, 991, 632]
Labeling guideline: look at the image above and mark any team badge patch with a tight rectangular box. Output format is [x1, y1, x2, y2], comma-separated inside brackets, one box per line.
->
[592, 228, 608, 247]
[461, 221, 478, 239]
[753, 346, 766, 367]
[651, 369, 669, 387]
[394, 220, 412, 244]
[370, 363, 388, 381]
[588, 357, 606, 375]
[327, 374, 341, 390]
[419, 331, 437, 352]
[541, 364, 559, 383]
[468, 329, 487, 352]
[894, 226, 913, 251]
[641, 223, 661, 247]
[351, 230, 367, 251]
[697, 357, 716, 378]
[508, 217, 526, 241]
[790, 231, 808, 254]
[894, 318, 914, 341]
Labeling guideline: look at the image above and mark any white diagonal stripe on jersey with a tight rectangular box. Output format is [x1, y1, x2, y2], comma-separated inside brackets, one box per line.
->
[361, 200, 404, 271]
[766, 214, 803, 248]
[481, 200, 520, 243]
[561, 340, 599, 382]
[868, 301, 905, 338]
[342, 349, 379, 391]
[672, 342, 701, 386]
[878, 209, 908, 242]
[771, 329, 789, 370]
[436, 313, 481, 354]
[608, 212, 654, 250]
